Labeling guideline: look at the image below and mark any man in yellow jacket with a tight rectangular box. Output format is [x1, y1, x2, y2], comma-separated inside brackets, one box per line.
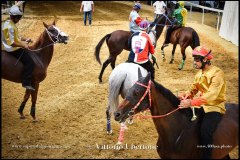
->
[179, 46, 226, 159]
[2, 5, 35, 91]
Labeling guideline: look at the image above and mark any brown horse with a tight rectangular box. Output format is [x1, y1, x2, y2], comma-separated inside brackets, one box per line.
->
[94, 5, 176, 83]
[114, 71, 238, 159]
[160, 26, 200, 70]
[1, 20, 69, 121]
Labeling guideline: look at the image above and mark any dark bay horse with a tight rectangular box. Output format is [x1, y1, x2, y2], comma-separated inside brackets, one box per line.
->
[1, 20, 69, 121]
[114, 72, 238, 159]
[94, 6, 176, 83]
[160, 26, 200, 70]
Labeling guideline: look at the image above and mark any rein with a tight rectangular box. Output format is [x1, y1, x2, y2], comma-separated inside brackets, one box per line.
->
[27, 28, 60, 52]
[150, 13, 176, 27]
[129, 80, 182, 119]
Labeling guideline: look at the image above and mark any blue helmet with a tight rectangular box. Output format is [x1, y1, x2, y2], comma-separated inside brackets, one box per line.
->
[133, 3, 141, 10]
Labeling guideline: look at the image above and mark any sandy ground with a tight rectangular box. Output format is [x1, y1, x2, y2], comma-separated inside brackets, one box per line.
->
[1, 1, 238, 159]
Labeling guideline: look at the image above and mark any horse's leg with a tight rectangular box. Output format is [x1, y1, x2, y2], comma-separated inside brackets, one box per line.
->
[110, 57, 116, 69]
[178, 47, 186, 70]
[18, 89, 31, 119]
[30, 83, 39, 122]
[170, 44, 177, 64]
[98, 57, 113, 83]
[160, 44, 167, 62]
[106, 107, 112, 134]
[117, 122, 126, 145]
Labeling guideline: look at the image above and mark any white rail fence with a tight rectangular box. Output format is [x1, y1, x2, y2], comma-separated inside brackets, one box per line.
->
[185, 2, 224, 30]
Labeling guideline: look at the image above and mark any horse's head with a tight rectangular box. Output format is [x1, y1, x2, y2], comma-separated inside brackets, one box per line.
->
[114, 69, 152, 123]
[43, 20, 69, 44]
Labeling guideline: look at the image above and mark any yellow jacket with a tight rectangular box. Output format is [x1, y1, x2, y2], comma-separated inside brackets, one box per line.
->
[187, 65, 226, 114]
[1, 19, 21, 52]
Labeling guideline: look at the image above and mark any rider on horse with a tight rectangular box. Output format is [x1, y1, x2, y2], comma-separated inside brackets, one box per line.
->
[178, 46, 226, 159]
[126, 20, 155, 80]
[2, 5, 35, 91]
[163, 1, 187, 46]
[129, 2, 143, 34]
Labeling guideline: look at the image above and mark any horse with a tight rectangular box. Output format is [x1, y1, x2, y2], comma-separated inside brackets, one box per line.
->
[160, 26, 200, 70]
[106, 62, 147, 144]
[1, 20, 69, 122]
[114, 72, 239, 159]
[94, 4, 176, 83]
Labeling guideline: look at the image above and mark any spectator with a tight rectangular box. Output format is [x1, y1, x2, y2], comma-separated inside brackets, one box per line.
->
[80, 1, 94, 26]
[153, 1, 166, 20]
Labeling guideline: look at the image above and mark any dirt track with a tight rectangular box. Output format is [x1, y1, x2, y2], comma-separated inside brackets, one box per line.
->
[2, 1, 238, 159]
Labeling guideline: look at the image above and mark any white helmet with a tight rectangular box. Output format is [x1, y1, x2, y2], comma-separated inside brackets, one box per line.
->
[9, 6, 23, 16]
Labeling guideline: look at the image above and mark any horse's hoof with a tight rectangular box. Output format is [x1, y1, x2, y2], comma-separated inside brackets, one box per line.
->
[32, 116, 38, 123]
[178, 67, 183, 70]
[162, 58, 166, 62]
[32, 119, 38, 123]
[98, 78, 102, 83]
[169, 61, 173, 64]
[128, 119, 133, 125]
[19, 115, 25, 119]
[106, 130, 113, 135]
[116, 141, 122, 145]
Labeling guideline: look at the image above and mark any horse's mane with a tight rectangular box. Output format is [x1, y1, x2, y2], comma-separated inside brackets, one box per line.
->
[153, 81, 195, 118]
[153, 81, 180, 108]
[29, 30, 46, 51]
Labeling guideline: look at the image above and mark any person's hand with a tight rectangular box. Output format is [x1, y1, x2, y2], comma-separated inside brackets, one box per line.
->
[23, 43, 29, 49]
[25, 38, 33, 43]
[179, 99, 191, 108]
[177, 92, 189, 100]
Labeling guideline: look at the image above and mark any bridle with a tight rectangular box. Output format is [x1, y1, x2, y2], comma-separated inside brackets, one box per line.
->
[127, 79, 182, 119]
[128, 80, 152, 117]
[27, 25, 66, 52]
[45, 25, 64, 43]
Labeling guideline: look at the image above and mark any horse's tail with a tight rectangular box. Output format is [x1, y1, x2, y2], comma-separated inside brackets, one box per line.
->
[94, 33, 111, 65]
[108, 73, 127, 115]
[192, 29, 200, 49]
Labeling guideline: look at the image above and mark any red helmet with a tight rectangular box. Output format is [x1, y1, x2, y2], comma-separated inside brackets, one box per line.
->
[192, 46, 213, 60]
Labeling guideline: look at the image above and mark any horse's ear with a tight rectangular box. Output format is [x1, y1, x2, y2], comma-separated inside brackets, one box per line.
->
[53, 17, 57, 25]
[138, 67, 143, 79]
[43, 22, 48, 28]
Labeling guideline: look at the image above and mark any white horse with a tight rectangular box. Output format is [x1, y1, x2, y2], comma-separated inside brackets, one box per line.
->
[106, 62, 148, 144]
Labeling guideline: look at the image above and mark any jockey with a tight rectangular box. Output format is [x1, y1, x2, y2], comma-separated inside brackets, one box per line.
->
[129, 2, 143, 33]
[178, 46, 226, 159]
[127, 20, 155, 80]
[173, 1, 187, 27]
[2, 5, 35, 91]
[163, 1, 187, 46]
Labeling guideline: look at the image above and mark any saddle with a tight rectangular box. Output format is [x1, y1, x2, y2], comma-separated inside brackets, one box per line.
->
[2, 50, 44, 69]
[128, 32, 139, 49]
